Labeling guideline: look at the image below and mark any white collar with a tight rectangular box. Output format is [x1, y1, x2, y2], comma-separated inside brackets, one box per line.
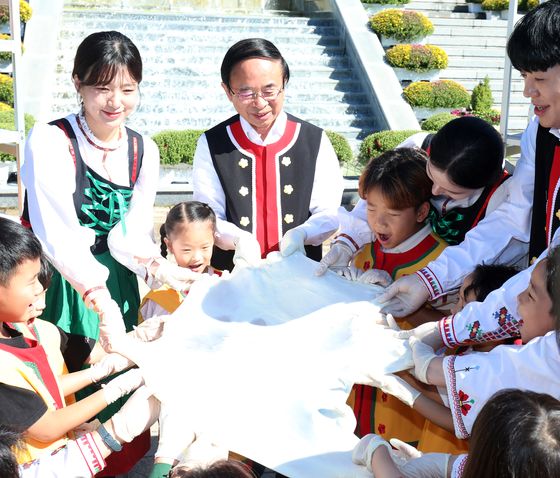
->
[379, 223, 432, 253]
[238, 111, 287, 145]
[550, 128, 560, 140]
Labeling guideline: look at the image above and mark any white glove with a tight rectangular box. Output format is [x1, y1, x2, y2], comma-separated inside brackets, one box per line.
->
[129, 316, 167, 342]
[152, 258, 201, 292]
[397, 321, 443, 349]
[376, 273, 430, 317]
[390, 438, 450, 478]
[339, 264, 363, 281]
[408, 337, 438, 384]
[352, 433, 393, 472]
[280, 227, 307, 257]
[88, 353, 134, 383]
[156, 404, 196, 462]
[88, 290, 126, 353]
[370, 373, 421, 408]
[233, 232, 262, 268]
[109, 385, 161, 444]
[315, 241, 354, 276]
[102, 368, 144, 405]
[358, 268, 393, 287]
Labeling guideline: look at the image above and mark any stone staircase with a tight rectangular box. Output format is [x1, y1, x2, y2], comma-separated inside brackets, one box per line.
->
[364, 0, 531, 133]
[50, 9, 381, 153]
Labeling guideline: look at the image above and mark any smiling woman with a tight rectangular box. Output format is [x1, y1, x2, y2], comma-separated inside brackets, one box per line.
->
[19, 30, 194, 475]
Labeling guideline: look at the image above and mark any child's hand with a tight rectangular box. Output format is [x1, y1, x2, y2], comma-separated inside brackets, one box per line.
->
[153, 259, 201, 292]
[130, 316, 167, 342]
[389, 439, 451, 478]
[109, 385, 160, 444]
[408, 337, 438, 384]
[102, 368, 144, 405]
[89, 353, 134, 383]
[357, 269, 393, 287]
[315, 241, 354, 276]
[352, 433, 393, 472]
[73, 419, 101, 437]
[369, 373, 421, 408]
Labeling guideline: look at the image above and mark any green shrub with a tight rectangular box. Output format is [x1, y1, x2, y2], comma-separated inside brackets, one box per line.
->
[0, 0, 32, 23]
[421, 112, 455, 131]
[370, 9, 433, 42]
[0, 110, 35, 161]
[471, 76, 493, 112]
[358, 129, 421, 164]
[518, 0, 538, 11]
[152, 129, 204, 165]
[0, 74, 13, 106]
[403, 80, 470, 108]
[450, 108, 501, 126]
[386, 44, 448, 71]
[363, 0, 410, 4]
[326, 130, 354, 164]
[482, 0, 508, 11]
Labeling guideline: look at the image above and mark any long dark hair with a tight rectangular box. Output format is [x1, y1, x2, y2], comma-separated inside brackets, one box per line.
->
[463, 389, 560, 478]
[429, 116, 504, 189]
[159, 201, 216, 258]
[72, 30, 142, 86]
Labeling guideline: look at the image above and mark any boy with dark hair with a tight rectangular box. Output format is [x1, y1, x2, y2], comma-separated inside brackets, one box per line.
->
[0, 218, 153, 468]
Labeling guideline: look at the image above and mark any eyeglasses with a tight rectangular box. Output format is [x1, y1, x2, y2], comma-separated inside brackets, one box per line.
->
[231, 87, 284, 103]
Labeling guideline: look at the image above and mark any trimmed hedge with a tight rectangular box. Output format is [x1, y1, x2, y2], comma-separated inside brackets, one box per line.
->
[481, 0, 508, 11]
[403, 80, 470, 108]
[370, 9, 433, 42]
[386, 44, 448, 72]
[152, 129, 204, 165]
[421, 112, 455, 131]
[0, 0, 32, 23]
[326, 130, 354, 164]
[358, 129, 421, 164]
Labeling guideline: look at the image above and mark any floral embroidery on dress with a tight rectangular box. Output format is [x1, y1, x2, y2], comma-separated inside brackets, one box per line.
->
[377, 423, 386, 435]
[363, 260, 371, 271]
[240, 216, 250, 227]
[281, 156, 291, 166]
[239, 186, 249, 197]
[283, 184, 293, 195]
[494, 307, 514, 328]
[458, 390, 475, 416]
[467, 320, 481, 341]
[284, 214, 294, 224]
[238, 158, 249, 168]
[381, 392, 388, 402]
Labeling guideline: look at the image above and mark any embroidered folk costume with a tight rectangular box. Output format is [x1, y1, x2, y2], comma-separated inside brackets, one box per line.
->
[193, 112, 342, 270]
[351, 224, 447, 443]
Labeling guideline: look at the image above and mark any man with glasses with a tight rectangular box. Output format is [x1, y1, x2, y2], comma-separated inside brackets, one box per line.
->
[193, 38, 343, 271]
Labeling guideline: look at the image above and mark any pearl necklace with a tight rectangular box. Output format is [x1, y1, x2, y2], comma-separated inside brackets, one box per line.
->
[76, 112, 127, 182]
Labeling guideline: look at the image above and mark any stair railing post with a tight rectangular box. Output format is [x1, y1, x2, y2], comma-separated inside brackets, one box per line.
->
[499, 0, 518, 143]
